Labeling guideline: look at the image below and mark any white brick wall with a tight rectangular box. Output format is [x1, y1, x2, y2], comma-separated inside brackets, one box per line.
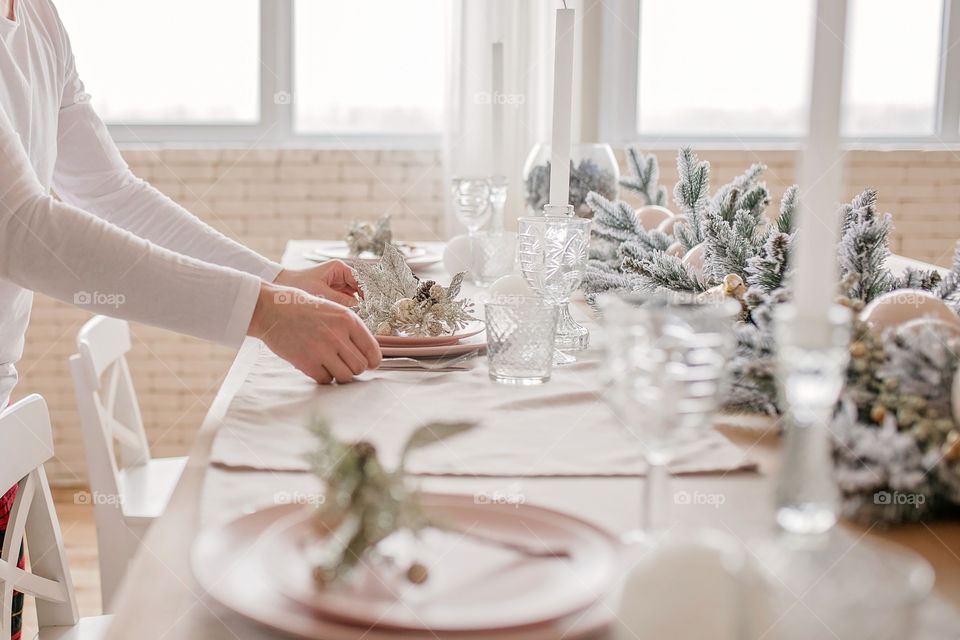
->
[12, 147, 960, 485]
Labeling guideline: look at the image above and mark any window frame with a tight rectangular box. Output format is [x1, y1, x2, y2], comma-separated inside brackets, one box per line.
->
[103, 0, 960, 148]
[105, 0, 442, 148]
[596, 0, 960, 148]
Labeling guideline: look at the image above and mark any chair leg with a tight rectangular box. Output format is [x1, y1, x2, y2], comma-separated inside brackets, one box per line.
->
[97, 525, 138, 614]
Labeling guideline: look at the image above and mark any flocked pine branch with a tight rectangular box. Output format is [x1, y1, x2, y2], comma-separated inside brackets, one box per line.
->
[840, 187, 879, 235]
[936, 240, 960, 307]
[620, 147, 668, 206]
[703, 209, 764, 283]
[673, 147, 712, 245]
[586, 192, 671, 251]
[838, 189, 895, 302]
[746, 231, 791, 293]
[621, 248, 704, 293]
[586, 192, 645, 242]
[776, 185, 799, 233]
[582, 261, 641, 307]
[894, 267, 942, 292]
[713, 163, 769, 222]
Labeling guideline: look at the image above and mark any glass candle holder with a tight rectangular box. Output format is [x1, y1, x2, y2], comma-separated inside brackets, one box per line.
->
[773, 303, 852, 535]
[517, 215, 591, 352]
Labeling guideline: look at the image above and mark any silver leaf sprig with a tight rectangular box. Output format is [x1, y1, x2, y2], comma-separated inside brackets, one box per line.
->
[308, 418, 476, 586]
[346, 213, 393, 257]
[353, 243, 478, 337]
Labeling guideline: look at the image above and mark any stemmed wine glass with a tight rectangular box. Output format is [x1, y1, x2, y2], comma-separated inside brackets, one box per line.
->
[599, 292, 738, 544]
[450, 177, 492, 234]
[517, 215, 591, 356]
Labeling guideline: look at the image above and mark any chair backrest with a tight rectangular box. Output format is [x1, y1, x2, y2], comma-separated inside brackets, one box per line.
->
[0, 395, 80, 636]
[70, 316, 151, 482]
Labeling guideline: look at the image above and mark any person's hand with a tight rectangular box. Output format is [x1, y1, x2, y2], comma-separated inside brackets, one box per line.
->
[247, 282, 381, 384]
[273, 260, 361, 307]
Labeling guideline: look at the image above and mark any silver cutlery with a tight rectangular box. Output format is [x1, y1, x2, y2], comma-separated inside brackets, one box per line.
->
[378, 352, 479, 371]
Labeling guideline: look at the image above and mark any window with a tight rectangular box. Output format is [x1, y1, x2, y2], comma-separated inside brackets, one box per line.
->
[843, 0, 942, 137]
[55, 0, 260, 124]
[293, 0, 445, 134]
[53, 0, 444, 143]
[633, 0, 950, 141]
[638, 0, 814, 137]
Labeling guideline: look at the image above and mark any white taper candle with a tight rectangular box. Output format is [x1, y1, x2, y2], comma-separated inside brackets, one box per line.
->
[548, 7, 575, 209]
[795, 0, 848, 330]
[491, 41, 504, 176]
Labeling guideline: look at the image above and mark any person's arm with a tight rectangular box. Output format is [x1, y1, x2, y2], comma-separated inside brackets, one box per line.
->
[0, 103, 380, 380]
[0, 106, 258, 348]
[51, 42, 282, 283]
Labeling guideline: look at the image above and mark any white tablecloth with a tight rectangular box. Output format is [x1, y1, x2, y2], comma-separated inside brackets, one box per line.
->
[208, 242, 756, 478]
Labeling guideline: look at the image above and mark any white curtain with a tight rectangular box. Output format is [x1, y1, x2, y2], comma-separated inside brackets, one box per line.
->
[442, 0, 557, 236]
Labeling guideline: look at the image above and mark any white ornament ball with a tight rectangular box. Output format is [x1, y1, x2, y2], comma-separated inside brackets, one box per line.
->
[442, 234, 473, 276]
[666, 242, 686, 258]
[898, 317, 960, 340]
[614, 533, 747, 640]
[657, 215, 688, 237]
[682, 243, 706, 279]
[858, 289, 960, 333]
[488, 274, 534, 298]
[636, 205, 673, 231]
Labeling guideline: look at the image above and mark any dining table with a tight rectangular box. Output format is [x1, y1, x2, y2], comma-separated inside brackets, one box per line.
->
[104, 241, 960, 640]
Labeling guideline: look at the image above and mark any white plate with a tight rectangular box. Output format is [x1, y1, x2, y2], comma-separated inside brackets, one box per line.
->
[262, 493, 619, 632]
[380, 333, 486, 357]
[192, 501, 614, 640]
[303, 241, 442, 269]
[376, 324, 485, 348]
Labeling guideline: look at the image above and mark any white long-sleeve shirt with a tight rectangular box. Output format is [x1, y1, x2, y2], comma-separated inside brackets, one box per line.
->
[0, 0, 283, 407]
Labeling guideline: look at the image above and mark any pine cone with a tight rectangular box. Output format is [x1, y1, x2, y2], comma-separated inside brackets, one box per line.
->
[415, 280, 436, 303]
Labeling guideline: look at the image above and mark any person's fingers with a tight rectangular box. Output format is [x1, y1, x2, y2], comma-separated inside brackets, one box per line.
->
[311, 364, 333, 385]
[338, 263, 360, 292]
[322, 287, 358, 307]
[323, 354, 356, 384]
[349, 318, 382, 368]
[338, 342, 369, 375]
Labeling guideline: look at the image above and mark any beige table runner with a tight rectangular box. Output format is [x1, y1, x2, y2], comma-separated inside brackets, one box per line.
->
[208, 339, 757, 477]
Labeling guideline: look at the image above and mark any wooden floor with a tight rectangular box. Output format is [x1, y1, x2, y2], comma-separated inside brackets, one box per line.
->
[20, 488, 102, 639]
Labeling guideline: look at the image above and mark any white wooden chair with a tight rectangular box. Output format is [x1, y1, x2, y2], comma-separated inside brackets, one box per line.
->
[0, 394, 113, 639]
[68, 316, 186, 612]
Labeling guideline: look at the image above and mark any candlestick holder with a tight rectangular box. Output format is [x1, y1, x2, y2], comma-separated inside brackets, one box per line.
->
[772, 303, 851, 534]
[747, 303, 936, 639]
[517, 215, 590, 353]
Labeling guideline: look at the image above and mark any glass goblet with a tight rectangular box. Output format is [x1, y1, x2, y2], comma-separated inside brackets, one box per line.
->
[599, 292, 738, 544]
[450, 176, 492, 234]
[516, 215, 591, 353]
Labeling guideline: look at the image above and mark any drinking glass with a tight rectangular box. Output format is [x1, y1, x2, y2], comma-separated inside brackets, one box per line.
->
[599, 292, 738, 543]
[516, 215, 591, 353]
[485, 297, 558, 385]
[450, 177, 491, 233]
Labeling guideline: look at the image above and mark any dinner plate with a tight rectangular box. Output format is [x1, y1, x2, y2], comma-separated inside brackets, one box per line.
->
[262, 493, 619, 632]
[192, 501, 614, 640]
[303, 241, 442, 268]
[380, 333, 486, 357]
[376, 325, 485, 348]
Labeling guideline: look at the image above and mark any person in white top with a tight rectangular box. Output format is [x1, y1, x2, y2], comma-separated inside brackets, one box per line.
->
[0, 0, 383, 413]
